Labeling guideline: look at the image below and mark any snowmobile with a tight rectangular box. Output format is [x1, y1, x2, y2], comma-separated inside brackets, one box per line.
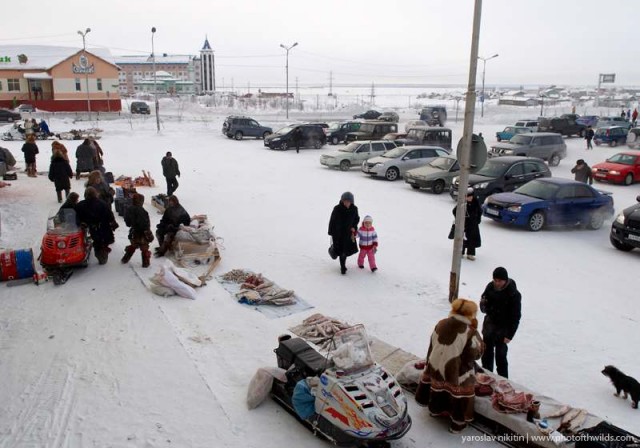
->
[39, 208, 92, 285]
[271, 325, 412, 447]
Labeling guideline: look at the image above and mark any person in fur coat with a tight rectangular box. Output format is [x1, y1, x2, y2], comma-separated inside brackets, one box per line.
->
[21, 133, 39, 177]
[452, 188, 482, 260]
[357, 215, 378, 272]
[48, 151, 73, 203]
[328, 191, 360, 275]
[121, 193, 152, 268]
[415, 298, 484, 434]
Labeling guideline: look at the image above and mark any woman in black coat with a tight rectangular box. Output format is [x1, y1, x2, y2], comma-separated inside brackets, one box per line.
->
[328, 191, 360, 274]
[48, 152, 73, 203]
[21, 134, 39, 177]
[453, 188, 482, 260]
[75, 187, 118, 265]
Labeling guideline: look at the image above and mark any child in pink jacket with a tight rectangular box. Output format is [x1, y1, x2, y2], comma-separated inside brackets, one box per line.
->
[357, 215, 378, 272]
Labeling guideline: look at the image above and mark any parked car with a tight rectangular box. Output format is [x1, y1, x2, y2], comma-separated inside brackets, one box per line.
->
[15, 104, 35, 113]
[377, 111, 399, 123]
[537, 116, 585, 137]
[264, 124, 326, 150]
[610, 195, 640, 252]
[130, 101, 151, 114]
[353, 110, 381, 120]
[419, 106, 447, 126]
[345, 121, 397, 143]
[576, 115, 599, 127]
[450, 156, 551, 202]
[514, 119, 539, 131]
[596, 116, 631, 131]
[362, 145, 450, 181]
[398, 127, 452, 150]
[0, 108, 22, 122]
[627, 128, 640, 149]
[482, 178, 614, 232]
[489, 132, 567, 166]
[404, 120, 427, 132]
[404, 156, 471, 194]
[325, 121, 361, 145]
[593, 126, 628, 147]
[320, 140, 397, 171]
[592, 152, 640, 185]
[496, 126, 533, 142]
[222, 115, 272, 140]
[305, 122, 329, 129]
[382, 132, 408, 142]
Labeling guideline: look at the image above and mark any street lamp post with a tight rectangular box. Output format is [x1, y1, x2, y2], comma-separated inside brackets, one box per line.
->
[280, 42, 298, 119]
[478, 53, 498, 118]
[152, 27, 160, 133]
[77, 28, 91, 120]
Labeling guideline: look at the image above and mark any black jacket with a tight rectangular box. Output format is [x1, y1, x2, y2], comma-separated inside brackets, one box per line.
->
[571, 164, 593, 184]
[21, 142, 39, 163]
[157, 204, 190, 233]
[328, 202, 359, 257]
[162, 157, 180, 178]
[453, 197, 482, 249]
[48, 155, 73, 191]
[75, 197, 116, 247]
[76, 143, 96, 172]
[124, 205, 151, 238]
[480, 279, 522, 340]
[585, 129, 595, 140]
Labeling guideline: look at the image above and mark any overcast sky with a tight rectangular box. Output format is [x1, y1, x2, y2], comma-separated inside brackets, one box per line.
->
[3, 0, 638, 88]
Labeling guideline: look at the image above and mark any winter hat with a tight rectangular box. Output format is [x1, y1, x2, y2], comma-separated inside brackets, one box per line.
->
[363, 215, 373, 223]
[341, 191, 354, 202]
[132, 193, 145, 207]
[492, 266, 509, 281]
[466, 187, 475, 196]
[450, 298, 478, 320]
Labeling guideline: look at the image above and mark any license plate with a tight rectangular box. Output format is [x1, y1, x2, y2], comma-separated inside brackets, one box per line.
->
[485, 208, 500, 216]
[406, 178, 415, 183]
[596, 173, 606, 177]
[628, 234, 640, 242]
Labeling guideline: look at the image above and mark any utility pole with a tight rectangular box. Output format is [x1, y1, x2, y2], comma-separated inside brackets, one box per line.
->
[151, 27, 160, 133]
[295, 77, 299, 109]
[77, 28, 92, 120]
[280, 42, 298, 119]
[370, 82, 375, 105]
[478, 53, 499, 118]
[329, 71, 333, 96]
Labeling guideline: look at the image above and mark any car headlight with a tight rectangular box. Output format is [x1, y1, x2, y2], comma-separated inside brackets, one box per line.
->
[453, 176, 459, 185]
[57, 241, 67, 249]
[475, 182, 489, 189]
[271, 137, 280, 142]
[609, 170, 620, 175]
[507, 205, 522, 213]
[374, 163, 383, 167]
[615, 213, 625, 224]
[503, 150, 514, 155]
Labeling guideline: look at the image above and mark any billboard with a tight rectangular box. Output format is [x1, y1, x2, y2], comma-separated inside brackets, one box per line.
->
[600, 73, 616, 83]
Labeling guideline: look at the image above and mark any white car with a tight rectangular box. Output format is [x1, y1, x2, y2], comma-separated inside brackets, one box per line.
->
[320, 140, 397, 171]
[361, 145, 451, 181]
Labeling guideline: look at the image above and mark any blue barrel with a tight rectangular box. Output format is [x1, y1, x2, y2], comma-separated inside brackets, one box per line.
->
[14, 249, 35, 279]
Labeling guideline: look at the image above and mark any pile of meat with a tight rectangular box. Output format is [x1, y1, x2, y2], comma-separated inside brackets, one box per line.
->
[293, 313, 352, 350]
[220, 269, 296, 306]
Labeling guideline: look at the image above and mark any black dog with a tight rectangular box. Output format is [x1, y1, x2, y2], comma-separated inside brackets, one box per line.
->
[602, 365, 640, 409]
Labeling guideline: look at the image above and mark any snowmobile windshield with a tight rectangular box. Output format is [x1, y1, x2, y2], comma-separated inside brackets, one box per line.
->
[47, 208, 80, 234]
[331, 325, 375, 374]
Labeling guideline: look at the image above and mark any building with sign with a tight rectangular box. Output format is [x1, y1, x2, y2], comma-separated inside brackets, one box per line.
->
[0, 45, 121, 112]
[133, 71, 196, 95]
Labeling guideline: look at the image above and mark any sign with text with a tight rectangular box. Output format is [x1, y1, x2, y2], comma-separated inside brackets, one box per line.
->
[0, 56, 11, 63]
[600, 73, 616, 83]
[72, 54, 95, 74]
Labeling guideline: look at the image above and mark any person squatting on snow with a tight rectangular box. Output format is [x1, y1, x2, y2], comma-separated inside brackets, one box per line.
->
[121, 193, 153, 268]
[571, 159, 593, 184]
[48, 148, 73, 203]
[453, 188, 482, 260]
[480, 267, 522, 379]
[415, 298, 484, 434]
[357, 215, 378, 272]
[155, 195, 190, 257]
[161, 151, 180, 197]
[328, 191, 360, 275]
[75, 186, 118, 265]
[21, 133, 39, 177]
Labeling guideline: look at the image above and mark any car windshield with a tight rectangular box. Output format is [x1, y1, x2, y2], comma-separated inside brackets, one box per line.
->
[358, 123, 376, 133]
[407, 128, 425, 139]
[475, 160, 509, 177]
[381, 147, 406, 158]
[339, 143, 361, 153]
[607, 154, 637, 165]
[514, 180, 560, 200]
[503, 127, 515, 133]
[330, 325, 374, 373]
[510, 135, 532, 145]
[274, 125, 295, 135]
[327, 122, 341, 131]
[429, 157, 456, 170]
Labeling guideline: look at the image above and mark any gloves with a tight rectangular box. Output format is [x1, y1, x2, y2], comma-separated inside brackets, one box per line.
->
[373, 247, 378, 254]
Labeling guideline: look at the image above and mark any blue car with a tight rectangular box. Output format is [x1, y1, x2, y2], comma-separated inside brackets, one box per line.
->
[482, 178, 614, 231]
[495, 126, 532, 142]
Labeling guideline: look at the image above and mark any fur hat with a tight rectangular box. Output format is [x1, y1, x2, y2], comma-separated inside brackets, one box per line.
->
[450, 298, 478, 320]
[493, 266, 509, 281]
[341, 191, 354, 202]
[363, 215, 373, 223]
[132, 193, 145, 207]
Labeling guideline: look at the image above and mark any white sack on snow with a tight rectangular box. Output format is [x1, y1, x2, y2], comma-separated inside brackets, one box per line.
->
[168, 262, 202, 288]
[246, 367, 287, 410]
[151, 264, 198, 300]
[395, 360, 422, 386]
[149, 283, 177, 297]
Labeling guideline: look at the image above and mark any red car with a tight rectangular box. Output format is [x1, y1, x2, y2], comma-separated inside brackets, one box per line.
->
[592, 151, 640, 185]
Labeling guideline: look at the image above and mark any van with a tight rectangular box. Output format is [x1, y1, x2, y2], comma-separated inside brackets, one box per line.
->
[345, 121, 398, 143]
[130, 102, 150, 114]
[399, 127, 452, 150]
[264, 124, 327, 150]
[419, 106, 447, 126]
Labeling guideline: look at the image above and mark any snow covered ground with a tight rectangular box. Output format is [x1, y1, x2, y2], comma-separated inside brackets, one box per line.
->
[1, 103, 639, 447]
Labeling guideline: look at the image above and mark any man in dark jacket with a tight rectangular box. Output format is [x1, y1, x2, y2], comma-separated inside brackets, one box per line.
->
[155, 195, 190, 257]
[480, 267, 522, 378]
[75, 139, 96, 179]
[21, 134, 39, 177]
[585, 126, 595, 150]
[122, 193, 152, 268]
[328, 191, 360, 275]
[453, 188, 482, 260]
[571, 159, 593, 185]
[161, 151, 180, 196]
[75, 187, 118, 265]
[48, 152, 73, 203]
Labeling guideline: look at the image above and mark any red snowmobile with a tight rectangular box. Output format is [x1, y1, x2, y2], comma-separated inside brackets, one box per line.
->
[39, 209, 92, 284]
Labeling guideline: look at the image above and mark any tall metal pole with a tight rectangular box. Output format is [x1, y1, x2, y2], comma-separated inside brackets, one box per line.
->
[152, 27, 160, 133]
[77, 28, 91, 120]
[280, 42, 298, 119]
[478, 54, 498, 118]
[449, 0, 483, 303]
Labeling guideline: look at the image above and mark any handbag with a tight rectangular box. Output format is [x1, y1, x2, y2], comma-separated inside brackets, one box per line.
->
[328, 245, 338, 260]
[447, 223, 455, 240]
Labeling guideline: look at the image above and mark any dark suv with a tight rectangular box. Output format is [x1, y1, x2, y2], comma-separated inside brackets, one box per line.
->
[264, 124, 327, 150]
[399, 127, 452, 150]
[353, 110, 381, 120]
[450, 156, 551, 202]
[223, 116, 272, 140]
[610, 195, 640, 252]
[537, 116, 585, 137]
[419, 106, 447, 126]
[130, 101, 150, 114]
[345, 121, 398, 143]
[325, 121, 361, 145]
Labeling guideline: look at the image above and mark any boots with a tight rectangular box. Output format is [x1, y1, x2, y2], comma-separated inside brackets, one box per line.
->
[56, 191, 63, 203]
[141, 248, 151, 268]
[96, 247, 109, 265]
[121, 246, 135, 264]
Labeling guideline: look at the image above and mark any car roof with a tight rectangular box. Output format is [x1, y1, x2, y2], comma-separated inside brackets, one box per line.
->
[487, 156, 545, 163]
[611, 151, 640, 156]
[348, 140, 395, 144]
[401, 145, 448, 151]
[407, 126, 452, 131]
[516, 119, 538, 121]
[532, 177, 587, 186]
[597, 126, 626, 130]
[524, 132, 564, 137]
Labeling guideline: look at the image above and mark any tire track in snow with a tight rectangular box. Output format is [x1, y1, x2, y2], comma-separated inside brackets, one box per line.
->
[1, 356, 77, 448]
